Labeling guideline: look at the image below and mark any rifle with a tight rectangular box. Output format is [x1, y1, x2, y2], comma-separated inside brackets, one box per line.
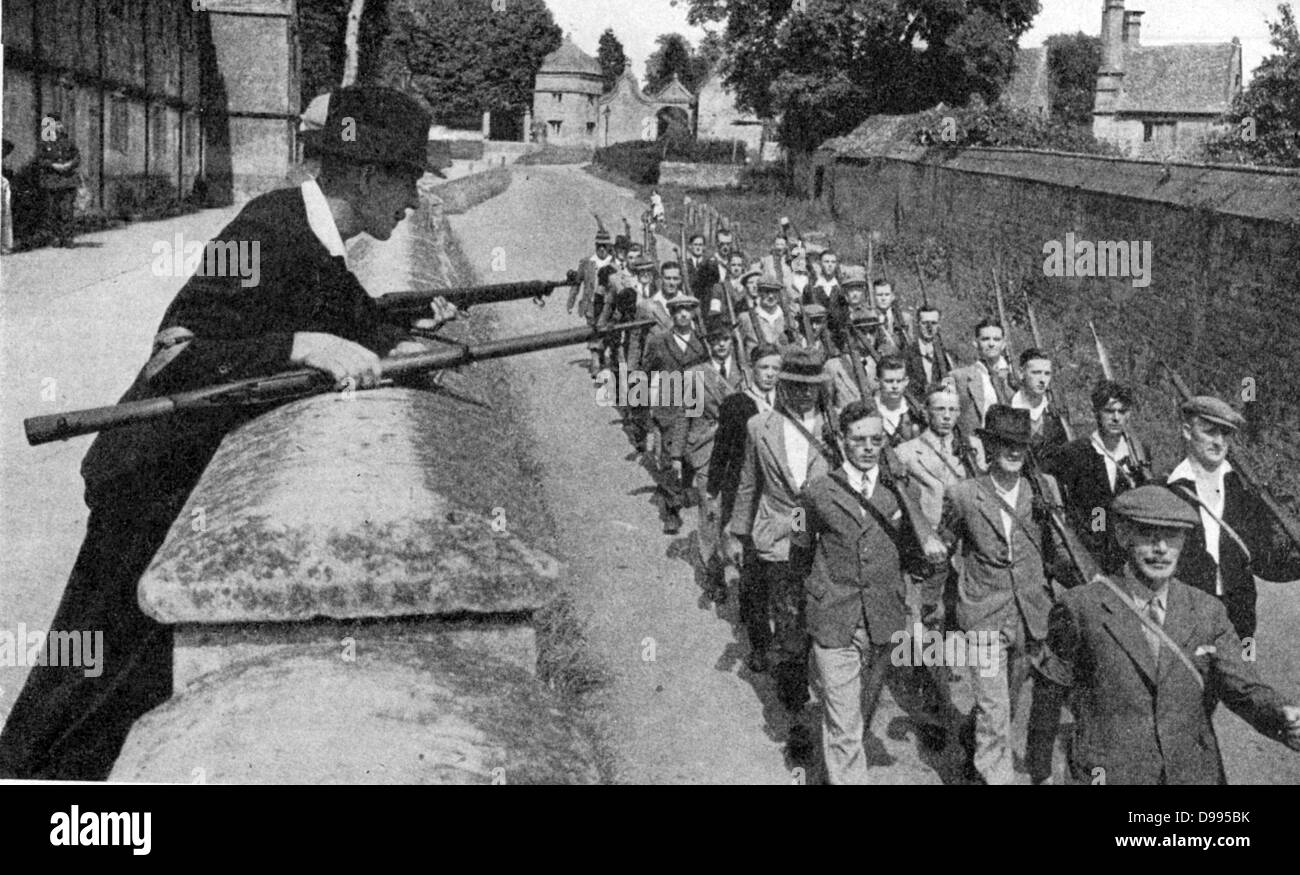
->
[880, 445, 945, 575]
[1022, 288, 1075, 442]
[990, 265, 1017, 370]
[1025, 453, 1102, 588]
[717, 272, 754, 390]
[24, 321, 656, 447]
[1160, 361, 1300, 553]
[1089, 320, 1151, 483]
[377, 271, 578, 321]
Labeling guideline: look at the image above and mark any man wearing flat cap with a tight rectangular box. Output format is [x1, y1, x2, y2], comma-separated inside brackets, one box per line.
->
[0, 85, 454, 780]
[939, 405, 1068, 784]
[1167, 395, 1300, 639]
[1030, 485, 1300, 784]
[642, 294, 709, 534]
[726, 348, 839, 755]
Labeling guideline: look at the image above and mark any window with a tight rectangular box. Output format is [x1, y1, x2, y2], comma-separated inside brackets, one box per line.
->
[549, 120, 562, 134]
[552, 92, 563, 103]
[110, 97, 130, 152]
[586, 122, 595, 134]
[587, 95, 595, 106]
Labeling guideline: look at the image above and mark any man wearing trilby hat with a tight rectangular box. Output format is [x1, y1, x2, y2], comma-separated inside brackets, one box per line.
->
[0, 85, 455, 781]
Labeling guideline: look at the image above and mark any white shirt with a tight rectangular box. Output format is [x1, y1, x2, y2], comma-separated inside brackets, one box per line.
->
[712, 355, 734, 381]
[748, 386, 775, 412]
[1089, 430, 1131, 492]
[1169, 457, 1233, 595]
[916, 339, 936, 384]
[1011, 390, 1048, 423]
[876, 396, 905, 435]
[991, 476, 1021, 558]
[782, 411, 820, 489]
[672, 330, 692, 354]
[302, 179, 348, 265]
[842, 462, 879, 507]
[975, 359, 1006, 418]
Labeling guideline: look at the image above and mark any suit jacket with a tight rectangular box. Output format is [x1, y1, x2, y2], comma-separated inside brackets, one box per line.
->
[940, 472, 1060, 640]
[640, 329, 709, 433]
[879, 400, 924, 448]
[1046, 435, 1151, 573]
[895, 431, 966, 530]
[792, 469, 924, 648]
[903, 335, 953, 391]
[80, 186, 410, 508]
[1026, 403, 1070, 466]
[728, 409, 834, 562]
[570, 252, 611, 317]
[949, 361, 1014, 441]
[1169, 464, 1300, 638]
[742, 305, 796, 349]
[671, 357, 743, 467]
[706, 386, 773, 509]
[1043, 570, 1291, 784]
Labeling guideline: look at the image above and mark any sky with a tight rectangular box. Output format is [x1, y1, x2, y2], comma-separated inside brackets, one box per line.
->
[543, 0, 1285, 83]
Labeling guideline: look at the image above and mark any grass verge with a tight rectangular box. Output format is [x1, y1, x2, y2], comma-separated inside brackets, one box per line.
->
[432, 167, 514, 214]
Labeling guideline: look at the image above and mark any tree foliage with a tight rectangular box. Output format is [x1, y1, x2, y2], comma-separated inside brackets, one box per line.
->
[1044, 32, 1101, 128]
[298, 0, 392, 106]
[1203, 2, 1300, 167]
[597, 28, 629, 93]
[684, 0, 1041, 153]
[645, 32, 722, 95]
[377, 0, 561, 125]
[913, 97, 1118, 154]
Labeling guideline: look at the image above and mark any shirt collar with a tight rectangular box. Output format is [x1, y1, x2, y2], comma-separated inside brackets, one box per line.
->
[841, 462, 877, 494]
[301, 178, 348, 262]
[1169, 456, 1232, 484]
[1122, 566, 1169, 610]
[1089, 429, 1130, 461]
[1011, 390, 1047, 420]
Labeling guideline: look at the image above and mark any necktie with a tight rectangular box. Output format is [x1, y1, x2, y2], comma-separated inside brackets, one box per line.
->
[1143, 596, 1165, 662]
[994, 370, 1011, 406]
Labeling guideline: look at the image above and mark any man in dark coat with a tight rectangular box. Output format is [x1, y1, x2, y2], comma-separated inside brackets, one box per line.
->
[0, 86, 452, 780]
[1167, 395, 1300, 639]
[1031, 485, 1300, 784]
[36, 113, 81, 247]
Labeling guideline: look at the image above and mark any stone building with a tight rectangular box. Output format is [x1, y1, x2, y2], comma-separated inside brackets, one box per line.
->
[695, 70, 765, 156]
[1092, 0, 1241, 158]
[530, 36, 701, 149]
[2, 0, 299, 210]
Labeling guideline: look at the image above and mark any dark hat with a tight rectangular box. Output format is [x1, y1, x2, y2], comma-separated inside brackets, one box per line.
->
[978, 405, 1032, 447]
[778, 347, 830, 384]
[312, 85, 444, 177]
[629, 255, 657, 273]
[613, 234, 631, 252]
[704, 315, 734, 340]
[840, 265, 869, 287]
[757, 271, 784, 292]
[1180, 395, 1245, 431]
[803, 303, 828, 320]
[1111, 485, 1201, 529]
[594, 215, 612, 245]
[666, 294, 701, 311]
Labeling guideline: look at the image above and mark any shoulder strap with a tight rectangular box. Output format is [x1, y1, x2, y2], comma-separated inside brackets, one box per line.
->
[830, 473, 902, 545]
[1094, 575, 1205, 691]
[778, 406, 839, 468]
[1167, 482, 1253, 563]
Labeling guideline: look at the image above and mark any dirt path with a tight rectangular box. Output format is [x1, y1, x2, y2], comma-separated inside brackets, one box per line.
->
[447, 166, 803, 784]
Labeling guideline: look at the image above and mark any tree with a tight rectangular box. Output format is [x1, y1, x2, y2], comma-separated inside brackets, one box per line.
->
[1203, 2, 1300, 166]
[298, 0, 392, 106]
[1044, 33, 1101, 127]
[342, 0, 367, 86]
[378, 0, 561, 126]
[597, 28, 628, 93]
[684, 0, 1041, 155]
[645, 33, 694, 94]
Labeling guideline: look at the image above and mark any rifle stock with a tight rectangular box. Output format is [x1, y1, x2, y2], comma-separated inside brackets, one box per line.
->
[1022, 289, 1074, 442]
[378, 271, 579, 320]
[25, 321, 655, 447]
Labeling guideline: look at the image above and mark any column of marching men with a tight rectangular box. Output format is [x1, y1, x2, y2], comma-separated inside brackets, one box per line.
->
[568, 213, 1300, 785]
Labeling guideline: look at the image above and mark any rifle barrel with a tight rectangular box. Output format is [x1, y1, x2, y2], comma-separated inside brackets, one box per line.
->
[377, 271, 579, 317]
[25, 321, 655, 447]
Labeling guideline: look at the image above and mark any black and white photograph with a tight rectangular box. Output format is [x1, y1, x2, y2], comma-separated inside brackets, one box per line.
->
[2, 0, 1299, 833]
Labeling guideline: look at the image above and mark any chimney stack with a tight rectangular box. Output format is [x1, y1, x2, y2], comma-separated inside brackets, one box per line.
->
[1095, 0, 1127, 116]
[1123, 10, 1144, 46]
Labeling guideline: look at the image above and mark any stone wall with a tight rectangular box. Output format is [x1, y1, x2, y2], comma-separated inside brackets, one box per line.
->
[822, 147, 1300, 500]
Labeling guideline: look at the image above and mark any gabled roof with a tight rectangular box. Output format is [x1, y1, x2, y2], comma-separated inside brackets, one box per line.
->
[820, 107, 944, 159]
[1002, 47, 1050, 114]
[651, 74, 694, 105]
[1116, 42, 1239, 115]
[539, 36, 602, 77]
[598, 68, 658, 108]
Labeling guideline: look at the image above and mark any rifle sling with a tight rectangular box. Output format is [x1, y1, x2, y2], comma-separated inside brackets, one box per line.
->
[1167, 483, 1253, 564]
[1094, 574, 1205, 691]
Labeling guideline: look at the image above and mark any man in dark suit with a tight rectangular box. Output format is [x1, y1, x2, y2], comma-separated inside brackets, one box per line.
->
[708, 344, 782, 659]
[1031, 485, 1300, 784]
[902, 305, 953, 391]
[36, 112, 81, 247]
[948, 318, 1015, 470]
[1011, 348, 1070, 466]
[792, 403, 947, 782]
[642, 294, 709, 534]
[1046, 380, 1152, 572]
[1167, 395, 1300, 639]
[0, 86, 452, 780]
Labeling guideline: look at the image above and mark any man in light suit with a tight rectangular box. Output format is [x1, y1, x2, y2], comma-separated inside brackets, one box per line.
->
[948, 317, 1015, 469]
[1030, 485, 1300, 784]
[675, 315, 745, 602]
[825, 308, 881, 414]
[939, 405, 1066, 784]
[642, 295, 709, 534]
[570, 219, 615, 375]
[725, 349, 837, 749]
[743, 273, 797, 349]
[792, 403, 947, 782]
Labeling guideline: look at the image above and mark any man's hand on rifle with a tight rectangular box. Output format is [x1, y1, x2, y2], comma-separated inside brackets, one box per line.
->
[388, 339, 432, 357]
[413, 296, 458, 334]
[290, 332, 382, 391]
[922, 534, 948, 567]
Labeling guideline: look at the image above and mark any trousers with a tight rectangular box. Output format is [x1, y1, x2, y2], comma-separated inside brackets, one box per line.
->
[813, 624, 892, 784]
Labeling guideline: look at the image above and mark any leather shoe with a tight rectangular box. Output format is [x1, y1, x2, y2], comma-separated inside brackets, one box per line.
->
[663, 511, 682, 535]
